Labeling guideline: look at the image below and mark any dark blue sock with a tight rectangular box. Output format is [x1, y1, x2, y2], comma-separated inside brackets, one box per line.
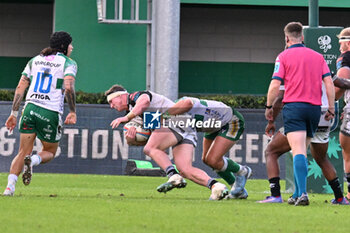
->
[165, 165, 178, 177]
[293, 154, 308, 196]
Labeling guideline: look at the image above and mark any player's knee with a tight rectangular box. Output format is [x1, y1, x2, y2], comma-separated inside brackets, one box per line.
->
[204, 156, 219, 168]
[313, 156, 325, 165]
[201, 155, 207, 164]
[264, 146, 281, 161]
[178, 168, 191, 179]
[17, 147, 33, 158]
[143, 145, 151, 155]
[264, 145, 274, 158]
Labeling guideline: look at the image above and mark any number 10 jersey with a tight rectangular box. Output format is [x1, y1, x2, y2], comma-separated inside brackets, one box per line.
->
[22, 53, 78, 114]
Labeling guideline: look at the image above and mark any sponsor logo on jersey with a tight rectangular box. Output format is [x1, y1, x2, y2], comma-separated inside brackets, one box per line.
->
[45, 55, 55, 61]
[30, 93, 51, 101]
[29, 110, 50, 122]
[22, 123, 33, 130]
[34, 61, 61, 68]
[43, 125, 53, 133]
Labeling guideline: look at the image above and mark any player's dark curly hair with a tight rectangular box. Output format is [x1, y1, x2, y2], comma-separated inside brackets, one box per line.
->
[105, 84, 127, 96]
[41, 31, 72, 56]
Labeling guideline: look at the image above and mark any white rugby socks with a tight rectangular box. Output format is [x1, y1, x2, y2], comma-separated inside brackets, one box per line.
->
[31, 154, 42, 166]
[7, 174, 18, 191]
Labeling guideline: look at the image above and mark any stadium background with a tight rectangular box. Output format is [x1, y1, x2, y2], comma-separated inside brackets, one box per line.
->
[0, 0, 348, 187]
[2, 0, 350, 94]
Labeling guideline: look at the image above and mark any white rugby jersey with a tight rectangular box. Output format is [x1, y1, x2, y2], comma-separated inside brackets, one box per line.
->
[22, 53, 77, 114]
[182, 97, 233, 132]
[147, 91, 174, 113]
[129, 91, 175, 113]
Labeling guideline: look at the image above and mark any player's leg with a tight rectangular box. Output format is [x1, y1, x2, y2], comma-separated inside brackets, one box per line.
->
[206, 111, 250, 196]
[339, 132, 350, 200]
[23, 107, 62, 185]
[174, 143, 208, 186]
[203, 135, 236, 186]
[203, 136, 239, 179]
[3, 133, 36, 196]
[310, 140, 348, 204]
[144, 127, 179, 171]
[146, 127, 187, 193]
[22, 140, 59, 186]
[204, 136, 250, 195]
[338, 111, 350, 200]
[258, 130, 290, 203]
[172, 143, 227, 200]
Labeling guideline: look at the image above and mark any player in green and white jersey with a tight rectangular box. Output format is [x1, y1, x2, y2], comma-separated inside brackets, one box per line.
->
[164, 97, 252, 198]
[4, 31, 77, 196]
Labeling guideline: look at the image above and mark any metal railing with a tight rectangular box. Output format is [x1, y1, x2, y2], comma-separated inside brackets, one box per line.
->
[97, 0, 152, 24]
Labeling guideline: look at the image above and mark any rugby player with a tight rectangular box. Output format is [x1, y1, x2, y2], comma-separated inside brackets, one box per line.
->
[106, 85, 229, 200]
[4, 31, 77, 196]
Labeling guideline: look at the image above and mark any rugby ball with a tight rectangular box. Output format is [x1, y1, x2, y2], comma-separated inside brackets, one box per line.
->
[123, 120, 151, 142]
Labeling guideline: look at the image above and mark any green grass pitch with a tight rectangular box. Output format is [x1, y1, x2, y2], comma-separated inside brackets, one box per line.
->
[0, 173, 349, 233]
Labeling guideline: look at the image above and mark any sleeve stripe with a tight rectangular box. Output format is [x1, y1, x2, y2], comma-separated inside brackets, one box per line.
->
[272, 76, 283, 82]
[64, 73, 76, 78]
[322, 72, 331, 78]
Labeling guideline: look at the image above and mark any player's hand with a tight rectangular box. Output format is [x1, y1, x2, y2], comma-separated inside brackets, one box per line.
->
[125, 126, 136, 140]
[340, 112, 344, 120]
[5, 115, 17, 132]
[64, 112, 77, 124]
[265, 121, 276, 138]
[110, 116, 129, 129]
[325, 109, 335, 121]
[265, 108, 274, 121]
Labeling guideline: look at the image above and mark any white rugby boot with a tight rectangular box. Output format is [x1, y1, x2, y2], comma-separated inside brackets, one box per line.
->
[209, 182, 229, 200]
[157, 174, 187, 193]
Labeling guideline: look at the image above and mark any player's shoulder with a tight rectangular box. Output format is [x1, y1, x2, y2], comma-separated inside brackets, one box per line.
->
[130, 91, 152, 101]
[342, 51, 350, 60]
[27, 56, 38, 65]
[337, 51, 350, 68]
[58, 53, 77, 66]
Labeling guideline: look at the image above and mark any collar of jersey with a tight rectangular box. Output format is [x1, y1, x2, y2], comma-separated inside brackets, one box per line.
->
[288, 43, 305, 49]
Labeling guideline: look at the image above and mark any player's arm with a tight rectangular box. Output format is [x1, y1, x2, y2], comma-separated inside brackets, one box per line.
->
[5, 75, 30, 132]
[265, 90, 284, 137]
[333, 76, 350, 89]
[125, 126, 147, 146]
[12, 75, 30, 113]
[126, 94, 151, 121]
[334, 67, 350, 100]
[110, 94, 151, 129]
[126, 139, 147, 146]
[123, 94, 151, 122]
[63, 75, 76, 124]
[265, 79, 281, 121]
[271, 90, 284, 121]
[323, 75, 335, 121]
[167, 98, 194, 115]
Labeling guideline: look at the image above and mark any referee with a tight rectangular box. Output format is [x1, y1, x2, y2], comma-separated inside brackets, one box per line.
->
[265, 22, 335, 206]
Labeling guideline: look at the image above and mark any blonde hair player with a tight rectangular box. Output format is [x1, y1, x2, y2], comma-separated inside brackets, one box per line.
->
[106, 85, 229, 200]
